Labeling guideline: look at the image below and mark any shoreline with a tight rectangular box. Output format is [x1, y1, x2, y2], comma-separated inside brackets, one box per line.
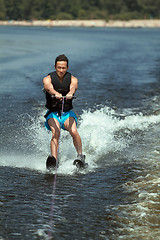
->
[0, 19, 160, 28]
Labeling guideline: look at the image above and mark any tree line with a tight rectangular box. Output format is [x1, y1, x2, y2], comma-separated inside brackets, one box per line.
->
[0, 0, 160, 21]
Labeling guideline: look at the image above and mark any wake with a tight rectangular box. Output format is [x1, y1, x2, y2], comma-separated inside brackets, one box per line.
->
[1, 106, 160, 173]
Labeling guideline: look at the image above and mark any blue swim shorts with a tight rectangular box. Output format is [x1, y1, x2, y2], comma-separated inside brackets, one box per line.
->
[45, 110, 77, 131]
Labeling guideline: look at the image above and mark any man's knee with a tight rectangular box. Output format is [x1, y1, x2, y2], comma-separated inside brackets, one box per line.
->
[51, 128, 60, 139]
[69, 128, 78, 137]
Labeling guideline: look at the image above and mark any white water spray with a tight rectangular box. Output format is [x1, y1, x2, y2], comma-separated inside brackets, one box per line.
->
[1, 106, 160, 173]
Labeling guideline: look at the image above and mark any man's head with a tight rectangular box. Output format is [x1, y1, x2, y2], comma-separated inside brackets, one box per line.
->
[55, 54, 69, 67]
[55, 54, 69, 79]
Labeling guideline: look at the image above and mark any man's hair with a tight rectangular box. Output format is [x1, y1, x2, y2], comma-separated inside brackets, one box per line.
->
[55, 54, 69, 66]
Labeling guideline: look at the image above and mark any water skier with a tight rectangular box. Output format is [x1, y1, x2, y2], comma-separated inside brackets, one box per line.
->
[43, 54, 86, 169]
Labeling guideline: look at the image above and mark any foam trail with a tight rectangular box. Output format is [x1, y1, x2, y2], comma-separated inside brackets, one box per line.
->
[77, 107, 160, 166]
[1, 106, 160, 173]
[0, 154, 46, 172]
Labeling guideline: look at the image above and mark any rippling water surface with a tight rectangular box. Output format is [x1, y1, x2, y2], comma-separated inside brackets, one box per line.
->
[0, 26, 160, 240]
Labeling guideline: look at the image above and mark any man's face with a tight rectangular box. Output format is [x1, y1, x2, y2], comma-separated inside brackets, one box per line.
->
[55, 61, 68, 79]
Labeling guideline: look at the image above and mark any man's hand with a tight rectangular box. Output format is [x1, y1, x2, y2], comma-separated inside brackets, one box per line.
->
[55, 93, 63, 99]
[65, 94, 73, 100]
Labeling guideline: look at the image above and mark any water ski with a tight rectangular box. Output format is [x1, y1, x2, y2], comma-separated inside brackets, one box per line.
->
[73, 159, 88, 170]
[46, 156, 57, 170]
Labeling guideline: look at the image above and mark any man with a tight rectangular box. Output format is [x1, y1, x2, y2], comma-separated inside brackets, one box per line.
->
[43, 54, 86, 169]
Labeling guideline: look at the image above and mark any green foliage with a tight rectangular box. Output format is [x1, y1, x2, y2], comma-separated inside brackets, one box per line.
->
[0, 0, 6, 19]
[111, 11, 142, 21]
[56, 12, 73, 20]
[1, 0, 160, 20]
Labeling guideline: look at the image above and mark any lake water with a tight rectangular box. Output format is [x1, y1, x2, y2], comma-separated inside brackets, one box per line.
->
[0, 26, 160, 240]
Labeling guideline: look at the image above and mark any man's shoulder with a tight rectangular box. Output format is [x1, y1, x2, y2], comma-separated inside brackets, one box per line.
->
[71, 75, 78, 81]
[43, 74, 51, 81]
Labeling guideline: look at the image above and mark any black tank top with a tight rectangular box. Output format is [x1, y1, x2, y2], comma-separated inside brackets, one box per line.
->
[45, 71, 73, 113]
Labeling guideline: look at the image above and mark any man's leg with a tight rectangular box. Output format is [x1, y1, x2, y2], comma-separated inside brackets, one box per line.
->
[48, 118, 60, 159]
[64, 117, 82, 155]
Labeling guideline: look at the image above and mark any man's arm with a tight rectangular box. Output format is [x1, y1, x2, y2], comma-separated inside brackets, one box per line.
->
[43, 75, 62, 98]
[66, 76, 78, 98]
